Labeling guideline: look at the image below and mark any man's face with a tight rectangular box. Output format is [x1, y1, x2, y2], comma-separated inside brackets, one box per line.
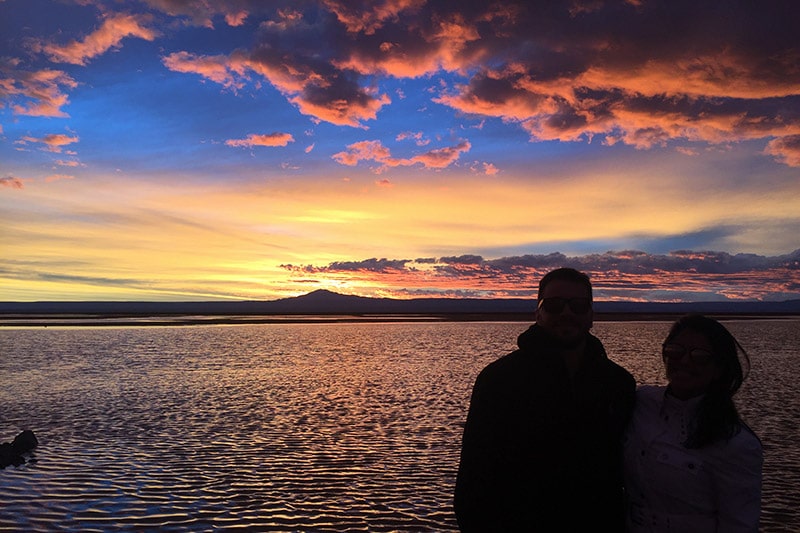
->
[535, 279, 593, 348]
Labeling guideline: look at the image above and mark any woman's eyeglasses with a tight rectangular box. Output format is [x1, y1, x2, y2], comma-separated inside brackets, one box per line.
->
[662, 343, 715, 365]
[537, 297, 592, 315]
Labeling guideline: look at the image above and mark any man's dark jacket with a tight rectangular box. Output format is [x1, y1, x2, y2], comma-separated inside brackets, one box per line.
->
[454, 324, 636, 532]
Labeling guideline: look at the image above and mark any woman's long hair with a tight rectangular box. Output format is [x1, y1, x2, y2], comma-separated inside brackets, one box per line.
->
[664, 314, 751, 448]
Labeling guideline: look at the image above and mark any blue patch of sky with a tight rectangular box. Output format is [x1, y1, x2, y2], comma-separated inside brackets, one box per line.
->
[2, 0, 97, 50]
[59, 49, 310, 175]
[474, 227, 746, 259]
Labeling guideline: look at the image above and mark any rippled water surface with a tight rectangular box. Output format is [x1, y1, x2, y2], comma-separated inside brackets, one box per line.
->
[1, 319, 798, 531]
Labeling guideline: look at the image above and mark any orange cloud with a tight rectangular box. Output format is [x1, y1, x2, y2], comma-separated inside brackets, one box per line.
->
[397, 131, 430, 146]
[0, 60, 77, 117]
[160, 2, 799, 163]
[225, 10, 249, 26]
[164, 48, 391, 127]
[1, 176, 24, 189]
[55, 159, 83, 167]
[764, 136, 800, 167]
[333, 140, 392, 166]
[141, 0, 250, 28]
[408, 140, 471, 168]
[332, 10, 485, 78]
[283, 250, 800, 301]
[162, 51, 249, 91]
[34, 13, 159, 66]
[18, 133, 80, 153]
[225, 132, 295, 148]
[324, 0, 426, 35]
[482, 162, 499, 175]
[332, 139, 470, 170]
[288, 89, 391, 128]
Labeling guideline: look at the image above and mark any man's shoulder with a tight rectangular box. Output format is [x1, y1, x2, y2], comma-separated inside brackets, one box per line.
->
[481, 348, 531, 372]
[590, 352, 635, 389]
[476, 348, 541, 384]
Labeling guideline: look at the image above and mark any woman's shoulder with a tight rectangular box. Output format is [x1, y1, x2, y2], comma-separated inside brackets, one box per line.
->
[730, 420, 763, 455]
[630, 385, 666, 415]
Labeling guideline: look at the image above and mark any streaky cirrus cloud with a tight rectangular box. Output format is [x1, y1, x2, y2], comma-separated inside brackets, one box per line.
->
[225, 132, 295, 148]
[45, 174, 75, 182]
[30, 12, 160, 66]
[332, 139, 470, 170]
[281, 249, 800, 301]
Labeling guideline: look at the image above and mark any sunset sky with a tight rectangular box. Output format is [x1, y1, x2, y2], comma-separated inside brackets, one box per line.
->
[2, 0, 799, 303]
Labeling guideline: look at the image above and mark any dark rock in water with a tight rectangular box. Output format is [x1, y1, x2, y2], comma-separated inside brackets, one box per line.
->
[12, 430, 38, 453]
[1, 430, 38, 468]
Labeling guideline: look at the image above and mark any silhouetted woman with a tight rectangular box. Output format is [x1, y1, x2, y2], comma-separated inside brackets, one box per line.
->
[624, 314, 762, 532]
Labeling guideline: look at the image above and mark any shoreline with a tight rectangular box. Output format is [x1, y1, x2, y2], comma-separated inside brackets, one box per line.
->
[2, 312, 798, 328]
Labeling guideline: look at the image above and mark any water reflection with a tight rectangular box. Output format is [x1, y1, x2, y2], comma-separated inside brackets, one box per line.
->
[1, 320, 798, 531]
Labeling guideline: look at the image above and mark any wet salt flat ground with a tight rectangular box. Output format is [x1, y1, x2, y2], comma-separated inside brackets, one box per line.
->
[1, 319, 799, 531]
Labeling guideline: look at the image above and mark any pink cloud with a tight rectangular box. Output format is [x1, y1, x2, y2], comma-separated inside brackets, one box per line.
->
[482, 162, 499, 175]
[764, 135, 800, 167]
[33, 13, 159, 66]
[408, 140, 471, 168]
[288, 89, 391, 128]
[162, 51, 249, 91]
[18, 133, 79, 153]
[225, 132, 295, 148]
[333, 140, 393, 166]
[141, 0, 251, 28]
[55, 159, 83, 167]
[282, 249, 800, 301]
[396, 131, 430, 146]
[1, 176, 24, 189]
[0, 60, 77, 117]
[152, 2, 798, 163]
[324, 0, 426, 35]
[225, 10, 249, 26]
[332, 139, 470, 170]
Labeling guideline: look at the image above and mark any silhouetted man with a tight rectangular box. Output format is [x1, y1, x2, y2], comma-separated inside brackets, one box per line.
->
[454, 267, 635, 532]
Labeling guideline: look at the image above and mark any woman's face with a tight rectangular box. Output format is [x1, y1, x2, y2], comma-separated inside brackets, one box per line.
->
[663, 328, 722, 400]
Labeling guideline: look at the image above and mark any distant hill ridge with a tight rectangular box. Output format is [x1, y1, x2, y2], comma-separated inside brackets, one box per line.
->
[1, 289, 799, 315]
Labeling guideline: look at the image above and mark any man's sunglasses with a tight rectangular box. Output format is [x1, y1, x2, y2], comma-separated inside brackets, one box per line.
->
[537, 297, 592, 315]
[661, 343, 715, 365]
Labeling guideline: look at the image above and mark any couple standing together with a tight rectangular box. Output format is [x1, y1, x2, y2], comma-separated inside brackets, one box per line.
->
[454, 268, 762, 532]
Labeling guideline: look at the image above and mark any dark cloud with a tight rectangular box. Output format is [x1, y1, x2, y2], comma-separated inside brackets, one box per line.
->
[18, 1, 793, 163]
[282, 257, 411, 273]
[282, 249, 800, 301]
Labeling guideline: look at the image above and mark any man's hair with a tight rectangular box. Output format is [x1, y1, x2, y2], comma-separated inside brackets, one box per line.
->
[537, 267, 593, 302]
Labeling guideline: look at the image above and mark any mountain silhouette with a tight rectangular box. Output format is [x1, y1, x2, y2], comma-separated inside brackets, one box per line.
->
[1, 290, 799, 317]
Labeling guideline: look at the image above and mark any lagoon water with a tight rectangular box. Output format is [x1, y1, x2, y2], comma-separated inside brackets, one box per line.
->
[1, 319, 798, 531]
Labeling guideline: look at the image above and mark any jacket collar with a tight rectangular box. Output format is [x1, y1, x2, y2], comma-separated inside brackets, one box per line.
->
[516, 323, 607, 361]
